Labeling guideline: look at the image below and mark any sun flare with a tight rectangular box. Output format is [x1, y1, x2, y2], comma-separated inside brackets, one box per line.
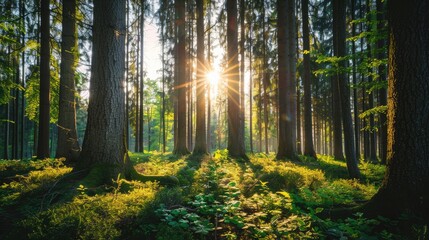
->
[206, 70, 220, 87]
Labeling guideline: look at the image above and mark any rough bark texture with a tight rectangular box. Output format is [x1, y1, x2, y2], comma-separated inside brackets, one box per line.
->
[56, 0, 80, 162]
[79, 0, 132, 180]
[193, 0, 207, 155]
[227, 0, 247, 159]
[173, 0, 190, 155]
[302, 0, 316, 159]
[333, 0, 360, 178]
[276, 0, 297, 160]
[365, 0, 429, 219]
[37, 0, 51, 159]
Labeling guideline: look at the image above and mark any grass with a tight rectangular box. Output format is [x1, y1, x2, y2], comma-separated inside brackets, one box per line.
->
[0, 151, 426, 239]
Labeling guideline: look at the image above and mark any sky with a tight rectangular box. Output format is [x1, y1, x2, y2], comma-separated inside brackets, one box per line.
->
[143, 21, 162, 80]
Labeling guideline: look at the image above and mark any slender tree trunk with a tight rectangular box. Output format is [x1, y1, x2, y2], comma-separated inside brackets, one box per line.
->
[139, 0, 145, 152]
[161, 21, 166, 153]
[302, 0, 316, 158]
[125, 0, 130, 149]
[240, 0, 246, 153]
[366, 0, 377, 163]
[376, 0, 387, 164]
[207, 4, 212, 153]
[193, 0, 207, 154]
[333, 0, 360, 178]
[173, 0, 190, 155]
[351, 0, 360, 161]
[262, 6, 269, 155]
[227, 0, 247, 159]
[249, 20, 253, 153]
[37, 0, 50, 159]
[288, 0, 297, 154]
[365, 0, 429, 218]
[276, 0, 298, 160]
[56, 0, 80, 162]
[135, 20, 140, 153]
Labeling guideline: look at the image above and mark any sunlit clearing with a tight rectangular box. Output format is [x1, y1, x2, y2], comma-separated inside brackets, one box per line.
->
[206, 70, 220, 87]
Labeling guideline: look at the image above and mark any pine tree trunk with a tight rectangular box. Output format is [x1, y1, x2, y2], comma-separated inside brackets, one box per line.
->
[333, 0, 360, 179]
[227, 0, 247, 159]
[79, 0, 133, 180]
[302, 0, 316, 158]
[37, 0, 51, 159]
[351, 0, 360, 161]
[376, 0, 387, 164]
[365, 0, 429, 218]
[193, 0, 207, 154]
[56, 0, 80, 162]
[276, 0, 297, 160]
[138, 0, 145, 152]
[173, 0, 190, 155]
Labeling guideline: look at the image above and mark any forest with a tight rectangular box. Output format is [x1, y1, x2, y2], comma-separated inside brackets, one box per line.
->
[0, 0, 428, 239]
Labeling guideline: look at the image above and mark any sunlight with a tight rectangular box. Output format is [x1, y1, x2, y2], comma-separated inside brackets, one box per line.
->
[206, 70, 220, 87]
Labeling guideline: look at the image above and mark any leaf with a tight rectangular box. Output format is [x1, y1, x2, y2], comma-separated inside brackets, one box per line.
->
[277, 191, 291, 199]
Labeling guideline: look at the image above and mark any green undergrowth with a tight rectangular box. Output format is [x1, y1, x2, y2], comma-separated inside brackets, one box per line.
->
[0, 151, 426, 239]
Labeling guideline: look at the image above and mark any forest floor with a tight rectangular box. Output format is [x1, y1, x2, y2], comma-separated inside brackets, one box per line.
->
[0, 150, 427, 239]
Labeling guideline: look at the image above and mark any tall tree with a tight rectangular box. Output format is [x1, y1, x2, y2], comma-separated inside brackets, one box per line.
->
[376, 0, 387, 164]
[227, 0, 247, 159]
[193, 0, 207, 154]
[56, 0, 80, 162]
[276, 0, 298, 160]
[138, 0, 145, 152]
[333, 0, 360, 178]
[302, 0, 316, 158]
[365, 0, 429, 218]
[173, 0, 190, 155]
[37, 0, 51, 159]
[79, 0, 133, 180]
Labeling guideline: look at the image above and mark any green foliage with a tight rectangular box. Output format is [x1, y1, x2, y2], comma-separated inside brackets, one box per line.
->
[0, 152, 421, 239]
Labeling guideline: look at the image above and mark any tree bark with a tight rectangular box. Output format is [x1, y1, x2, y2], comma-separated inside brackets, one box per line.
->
[365, 0, 429, 218]
[276, 0, 298, 160]
[333, 0, 360, 178]
[56, 0, 80, 162]
[227, 0, 247, 159]
[37, 0, 51, 159]
[79, 0, 132, 180]
[193, 0, 207, 155]
[173, 0, 190, 155]
[302, 0, 316, 158]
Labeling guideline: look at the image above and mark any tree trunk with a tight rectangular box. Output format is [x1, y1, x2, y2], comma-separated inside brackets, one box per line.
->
[288, 0, 297, 155]
[276, 0, 298, 160]
[193, 0, 207, 155]
[262, 5, 269, 155]
[173, 0, 190, 155]
[376, 0, 387, 164]
[365, 0, 429, 218]
[239, 0, 245, 154]
[56, 0, 80, 162]
[138, 0, 145, 153]
[79, 0, 132, 180]
[302, 0, 316, 158]
[333, 0, 360, 179]
[248, 22, 253, 154]
[37, 0, 51, 159]
[227, 0, 247, 159]
[351, 0, 360, 161]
